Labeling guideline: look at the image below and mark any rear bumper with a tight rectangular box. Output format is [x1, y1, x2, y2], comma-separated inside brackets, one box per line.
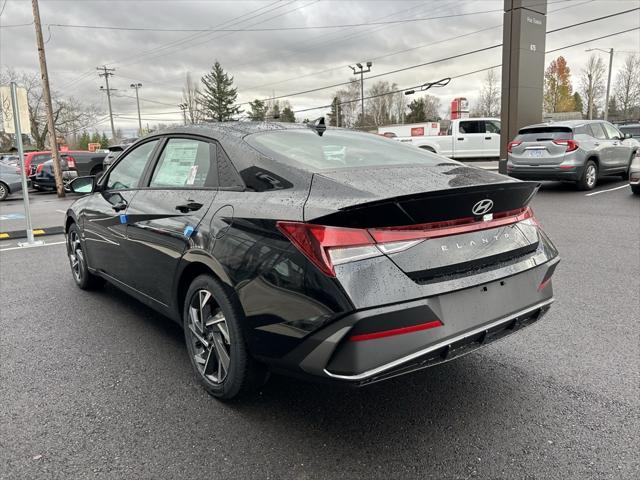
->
[282, 258, 558, 385]
[507, 164, 583, 182]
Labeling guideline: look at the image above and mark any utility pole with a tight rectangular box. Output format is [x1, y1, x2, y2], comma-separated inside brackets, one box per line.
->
[179, 103, 188, 125]
[31, 0, 64, 197]
[98, 66, 117, 141]
[349, 61, 372, 128]
[130, 82, 143, 135]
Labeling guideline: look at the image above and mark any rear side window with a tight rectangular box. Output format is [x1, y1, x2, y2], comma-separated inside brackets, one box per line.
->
[458, 121, 483, 134]
[588, 123, 607, 140]
[247, 130, 441, 171]
[33, 154, 52, 164]
[515, 127, 572, 141]
[150, 138, 214, 188]
[485, 120, 501, 134]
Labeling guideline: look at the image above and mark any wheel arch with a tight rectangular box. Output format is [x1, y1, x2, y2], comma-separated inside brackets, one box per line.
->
[174, 251, 234, 322]
[64, 214, 77, 233]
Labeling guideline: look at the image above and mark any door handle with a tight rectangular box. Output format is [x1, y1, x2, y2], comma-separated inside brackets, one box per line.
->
[112, 201, 127, 212]
[457, 137, 464, 141]
[484, 136, 492, 140]
[594, 142, 599, 146]
[175, 201, 203, 213]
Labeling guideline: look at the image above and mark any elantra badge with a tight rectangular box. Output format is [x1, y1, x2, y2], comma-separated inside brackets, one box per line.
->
[472, 199, 494, 215]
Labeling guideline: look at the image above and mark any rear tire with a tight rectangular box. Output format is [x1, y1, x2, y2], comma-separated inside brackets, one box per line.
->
[183, 274, 268, 400]
[66, 223, 104, 290]
[0, 182, 8, 201]
[578, 160, 598, 190]
[632, 184, 640, 195]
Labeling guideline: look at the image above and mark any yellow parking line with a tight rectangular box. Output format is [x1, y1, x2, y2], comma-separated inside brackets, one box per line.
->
[0, 233, 9, 239]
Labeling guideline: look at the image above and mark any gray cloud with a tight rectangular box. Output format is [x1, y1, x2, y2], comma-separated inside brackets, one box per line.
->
[1, 0, 639, 135]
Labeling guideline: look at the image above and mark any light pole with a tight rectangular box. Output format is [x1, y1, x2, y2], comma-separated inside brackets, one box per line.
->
[586, 47, 614, 120]
[349, 61, 372, 128]
[130, 83, 143, 135]
[179, 103, 188, 125]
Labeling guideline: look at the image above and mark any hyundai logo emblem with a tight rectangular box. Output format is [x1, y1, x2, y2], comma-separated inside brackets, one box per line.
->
[472, 199, 494, 215]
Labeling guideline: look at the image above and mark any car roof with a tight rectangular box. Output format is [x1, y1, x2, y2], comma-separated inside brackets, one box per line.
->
[158, 121, 309, 140]
[520, 119, 611, 130]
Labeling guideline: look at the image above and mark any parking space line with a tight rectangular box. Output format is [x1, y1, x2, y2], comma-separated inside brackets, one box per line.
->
[0, 240, 66, 252]
[585, 185, 628, 196]
[56, 209, 66, 213]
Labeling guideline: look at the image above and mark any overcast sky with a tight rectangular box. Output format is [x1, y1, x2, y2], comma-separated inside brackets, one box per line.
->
[1, 0, 639, 136]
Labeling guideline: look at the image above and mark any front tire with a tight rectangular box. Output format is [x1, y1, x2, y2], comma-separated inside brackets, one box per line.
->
[183, 274, 268, 400]
[66, 223, 104, 290]
[578, 160, 598, 190]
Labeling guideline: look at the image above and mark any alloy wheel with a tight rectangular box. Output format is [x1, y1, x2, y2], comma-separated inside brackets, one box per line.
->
[586, 164, 597, 187]
[187, 289, 231, 383]
[68, 230, 83, 282]
[0, 183, 7, 200]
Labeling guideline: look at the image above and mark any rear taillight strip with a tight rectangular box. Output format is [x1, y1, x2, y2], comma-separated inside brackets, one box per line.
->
[349, 320, 443, 342]
[369, 207, 534, 243]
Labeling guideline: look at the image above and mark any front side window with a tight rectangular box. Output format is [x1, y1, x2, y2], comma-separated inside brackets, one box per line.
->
[485, 120, 501, 134]
[602, 123, 621, 140]
[247, 130, 441, 171]
[106, 140, 158, 190]
[458, 121, 483, 134]
[150, 138, 214, 188]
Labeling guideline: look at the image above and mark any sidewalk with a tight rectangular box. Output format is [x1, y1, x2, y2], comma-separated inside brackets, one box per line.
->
[0, 192, 74, 239]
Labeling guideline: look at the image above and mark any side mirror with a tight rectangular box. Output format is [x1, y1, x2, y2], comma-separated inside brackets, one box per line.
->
[67, 176, 95, 194]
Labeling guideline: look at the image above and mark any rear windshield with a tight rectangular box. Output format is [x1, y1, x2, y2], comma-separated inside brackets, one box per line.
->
[515, 127, 573, 142]
[32, 153, 52, 164]
[247, 130, 441, 171]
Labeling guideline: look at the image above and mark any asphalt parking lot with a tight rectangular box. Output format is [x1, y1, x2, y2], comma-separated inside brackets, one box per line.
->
[1, 179, 638, 480]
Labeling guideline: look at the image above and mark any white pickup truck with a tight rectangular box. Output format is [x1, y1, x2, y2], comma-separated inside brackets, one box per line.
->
[396, 118, 501, 159]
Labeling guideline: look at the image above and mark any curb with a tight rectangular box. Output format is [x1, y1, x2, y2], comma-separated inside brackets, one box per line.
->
[0, 226, 64, 240]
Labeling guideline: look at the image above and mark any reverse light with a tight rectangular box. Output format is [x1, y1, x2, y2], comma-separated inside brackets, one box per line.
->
[507, 141, 521, 153]
[553, 139, 579, 152]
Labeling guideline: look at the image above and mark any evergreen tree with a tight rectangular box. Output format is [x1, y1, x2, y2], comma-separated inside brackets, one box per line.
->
[280, 105, 296, 123]
[199, 61, 240, 121]
[248, 99, 267, 121]
[100, 133, 109, 148]
[405, 98, 427, 123]
[572, 92, 584, 116]
[90, 132, 101, 145]
[78, 130, 90, 150]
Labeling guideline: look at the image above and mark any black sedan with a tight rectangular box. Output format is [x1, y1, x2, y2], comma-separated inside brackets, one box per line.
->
[64, 122, 559, 399]
[30, 156, 77, 191]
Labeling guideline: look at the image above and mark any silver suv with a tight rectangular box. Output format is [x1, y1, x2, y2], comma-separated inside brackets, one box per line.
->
[507, 120, 638, 190]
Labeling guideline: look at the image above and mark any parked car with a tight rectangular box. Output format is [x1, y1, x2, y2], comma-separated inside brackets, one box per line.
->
[64, 122, 559, 400]
[0, 154, 19, 167]
[507, 120, 638, 190]
[64, 150, 107, 177]
[0, 162, 23, 201]
[402, 118, 501, 159]
[617, 123, 640, 139]
[102, 138, 139, 170]
[30, 156, 77, 191]
[629, 150, 640, 195]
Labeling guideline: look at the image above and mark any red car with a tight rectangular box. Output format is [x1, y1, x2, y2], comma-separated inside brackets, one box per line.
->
[23, 151, 76, 177]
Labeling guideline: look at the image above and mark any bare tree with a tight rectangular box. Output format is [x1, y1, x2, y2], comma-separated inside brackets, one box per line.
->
[579, 54, 606, 119]
[477, 69, 501, 117]
[182, 72, 202, 124]
[365, 81, 399, 127]
[333, 80, 360, 128]
[423, 95, 441, 120]
[613, 54, 640, 122]
[1, 68, 99, 149]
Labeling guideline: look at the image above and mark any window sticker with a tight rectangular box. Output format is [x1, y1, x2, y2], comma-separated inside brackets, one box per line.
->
[154, 141, 199, 186]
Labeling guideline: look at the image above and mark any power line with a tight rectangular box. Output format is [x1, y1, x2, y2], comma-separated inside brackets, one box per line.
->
[237, 10, 640, 107]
